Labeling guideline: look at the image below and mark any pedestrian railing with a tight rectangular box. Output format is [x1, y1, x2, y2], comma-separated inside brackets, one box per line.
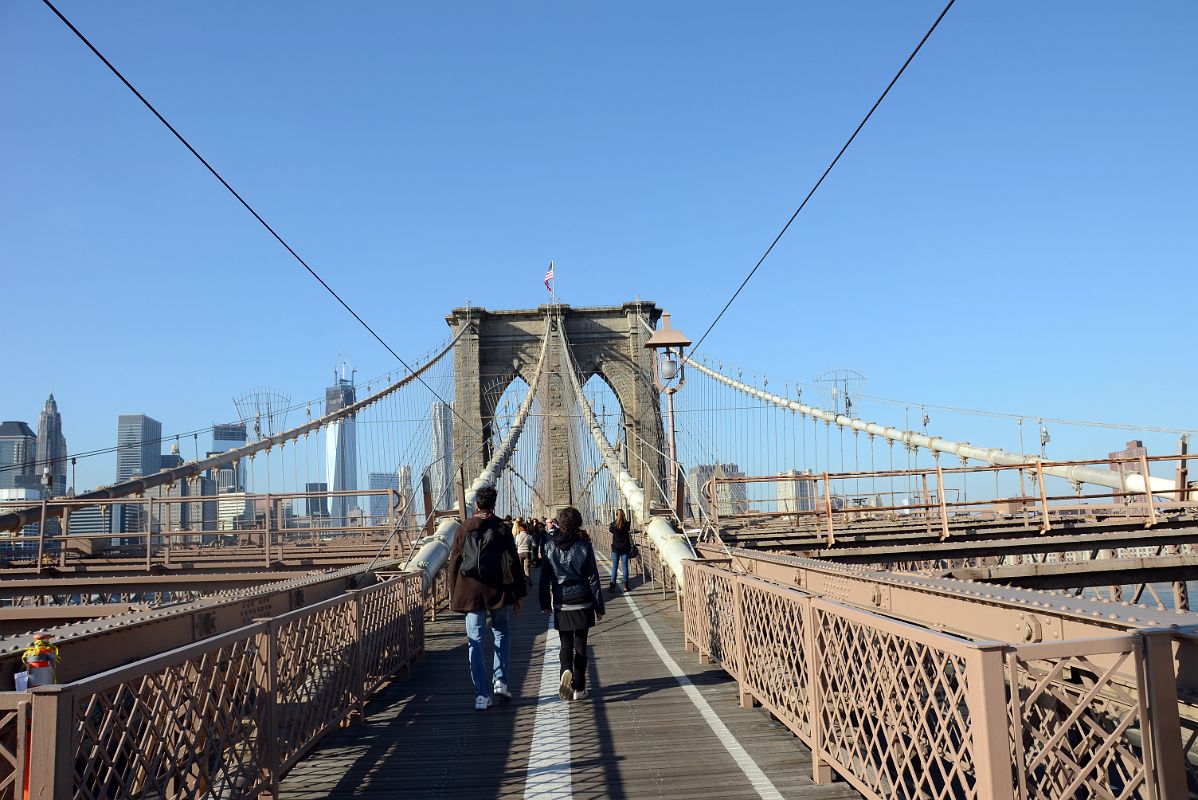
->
[0, 570, 425, 800]
[682, 559, 1187, 799]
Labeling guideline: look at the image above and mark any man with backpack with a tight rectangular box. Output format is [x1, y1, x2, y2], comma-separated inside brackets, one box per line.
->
[448, 486, 526, 711]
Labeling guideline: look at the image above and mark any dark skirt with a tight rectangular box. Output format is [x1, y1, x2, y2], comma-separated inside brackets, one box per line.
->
[554, 607, 595, 631]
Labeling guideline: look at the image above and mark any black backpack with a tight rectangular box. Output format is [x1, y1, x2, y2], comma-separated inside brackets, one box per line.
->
[461, 519, 509, 586]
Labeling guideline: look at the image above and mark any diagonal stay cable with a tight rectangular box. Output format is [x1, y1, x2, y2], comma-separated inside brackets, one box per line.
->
[39, 0, 479, 434]
[687, 0, 956, 362]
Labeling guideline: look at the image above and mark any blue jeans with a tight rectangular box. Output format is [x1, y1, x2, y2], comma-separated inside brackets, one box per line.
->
[465, 606, 511, 698]
[610, 551, 629, 584]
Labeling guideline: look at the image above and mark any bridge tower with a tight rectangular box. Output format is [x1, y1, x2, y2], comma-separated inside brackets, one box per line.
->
[447, 302, 667, 518]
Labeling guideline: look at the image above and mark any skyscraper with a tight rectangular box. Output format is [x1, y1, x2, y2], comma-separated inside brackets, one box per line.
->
[35, 394, 68, 497]
[325, 375, 358, 524]
[305, 482, 330, 518]
[397, 465, 413, 527]
[429, 401, 455, 511]
[0, 421, 38, 491]
[368, 472, 401, 525]
[777, 469, 817, 513]
[212, 422, 248, 491]
[115, 414, 162, 536]
[686, 463, 749, 519]
[115, 414, 163, 483]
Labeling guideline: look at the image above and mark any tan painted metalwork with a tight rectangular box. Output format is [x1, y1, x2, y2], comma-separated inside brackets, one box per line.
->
[3, 571, 424, 799]
[682, 559, 1188, 799]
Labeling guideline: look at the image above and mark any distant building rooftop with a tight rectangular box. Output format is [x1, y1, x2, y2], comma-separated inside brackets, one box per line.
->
[0, 421, 35, 438]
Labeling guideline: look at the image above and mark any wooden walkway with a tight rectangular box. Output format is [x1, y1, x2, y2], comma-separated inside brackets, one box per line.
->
[280, 568, 861, 799]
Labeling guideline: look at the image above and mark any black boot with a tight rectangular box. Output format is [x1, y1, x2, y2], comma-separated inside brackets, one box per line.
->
[623, 581, 631, 592]
[607, 581, 617, 594]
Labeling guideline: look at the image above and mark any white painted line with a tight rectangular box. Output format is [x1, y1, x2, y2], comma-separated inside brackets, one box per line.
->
[605, 555, 785, 800]
[523, 617, 573, 800]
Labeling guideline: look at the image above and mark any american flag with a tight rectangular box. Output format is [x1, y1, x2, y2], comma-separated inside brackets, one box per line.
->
[544, 261, 555, 292]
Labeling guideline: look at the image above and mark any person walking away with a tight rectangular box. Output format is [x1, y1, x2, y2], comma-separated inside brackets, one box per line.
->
[449, 486, 526, 710]
[608, 508, 633, 594]
[515, 520, 533, 584]
[539, 506, 605, 702]
[531, 518, 547, 565]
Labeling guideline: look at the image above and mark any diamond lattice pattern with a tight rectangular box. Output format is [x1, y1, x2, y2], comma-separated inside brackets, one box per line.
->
[739, 582, 811, 739]
[815, 610, 979, 800]
[274, 599, 357, 769]
[72, 634, 266, 800]
[1011, 651, 1150, 799]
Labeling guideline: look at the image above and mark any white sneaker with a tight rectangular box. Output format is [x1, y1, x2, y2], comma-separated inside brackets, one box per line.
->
[474, 695, 492, 711]
[572, 689, 589, 701]
[559, 670, 573, 701]
[494, 681, 511, 701]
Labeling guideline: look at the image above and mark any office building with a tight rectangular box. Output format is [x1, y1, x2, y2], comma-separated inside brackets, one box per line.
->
[777, 469, 817, 513]
[369, 471, 401, 525]
[0, 421, 38, 492]
[217, 493, 252, 531]
[149, 455, 213, 536]
[212, 422, 247, 491]
[397, 465, 413, 527]
[35, 394, 68, 498]
[114, 414, 162, 536]
[1109, 440, 1149, 472]
[0, 487, 41, 547]
[66, 502, 112, 538]
[305, 482, 330, 518]
[205, 452, 239, 494]
[325, 376, 358, 524]
[1109, 440, 1150, 505]
[429, 401, 455, 511]
[115, 414, 162, 484]
[686, 463, 749, 519]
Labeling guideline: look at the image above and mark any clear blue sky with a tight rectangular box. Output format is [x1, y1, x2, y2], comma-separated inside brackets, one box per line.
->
[3, 1, 1195, 492]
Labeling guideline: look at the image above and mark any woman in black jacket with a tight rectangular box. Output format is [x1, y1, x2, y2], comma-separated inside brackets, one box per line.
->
[539, 506, 605, 702]
[607, 508, 633, 593]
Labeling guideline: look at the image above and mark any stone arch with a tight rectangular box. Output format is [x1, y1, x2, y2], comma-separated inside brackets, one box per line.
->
[447, 302, 666, 517]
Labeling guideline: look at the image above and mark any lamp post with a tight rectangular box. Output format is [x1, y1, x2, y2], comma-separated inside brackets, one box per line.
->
[644, 312, 692, 521]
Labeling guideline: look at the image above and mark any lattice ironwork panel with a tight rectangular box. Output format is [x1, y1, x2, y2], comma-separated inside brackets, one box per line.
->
[274, 599, 357, 770]
[405, 573, 425, 660]
[739, 580, 811, 739]
[815, 607, 979, 800]
[71, 632, 266, 800]
[682, 562, 702, 650]
[1181, 717, 1198, 797]
[360, 577, 419, 694]
[1009, 648, 1152, 799]
[683, 563, 731, 670]
[0, 697, 25, 800]
[425, 567, 450, 615]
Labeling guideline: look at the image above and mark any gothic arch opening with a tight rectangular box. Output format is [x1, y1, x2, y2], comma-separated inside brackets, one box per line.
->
[485, 375, 543, 518]
[448, 303, 667, 517]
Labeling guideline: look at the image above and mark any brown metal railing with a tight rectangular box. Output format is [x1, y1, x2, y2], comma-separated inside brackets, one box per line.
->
[0, 570, 424, 800]
[707, 452, 1197, 544]
[682, 559, 1187, 800]
[0, 489, 423, 575]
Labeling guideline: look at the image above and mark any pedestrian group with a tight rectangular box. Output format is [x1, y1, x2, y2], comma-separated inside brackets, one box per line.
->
[447, 486, 637, 710]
